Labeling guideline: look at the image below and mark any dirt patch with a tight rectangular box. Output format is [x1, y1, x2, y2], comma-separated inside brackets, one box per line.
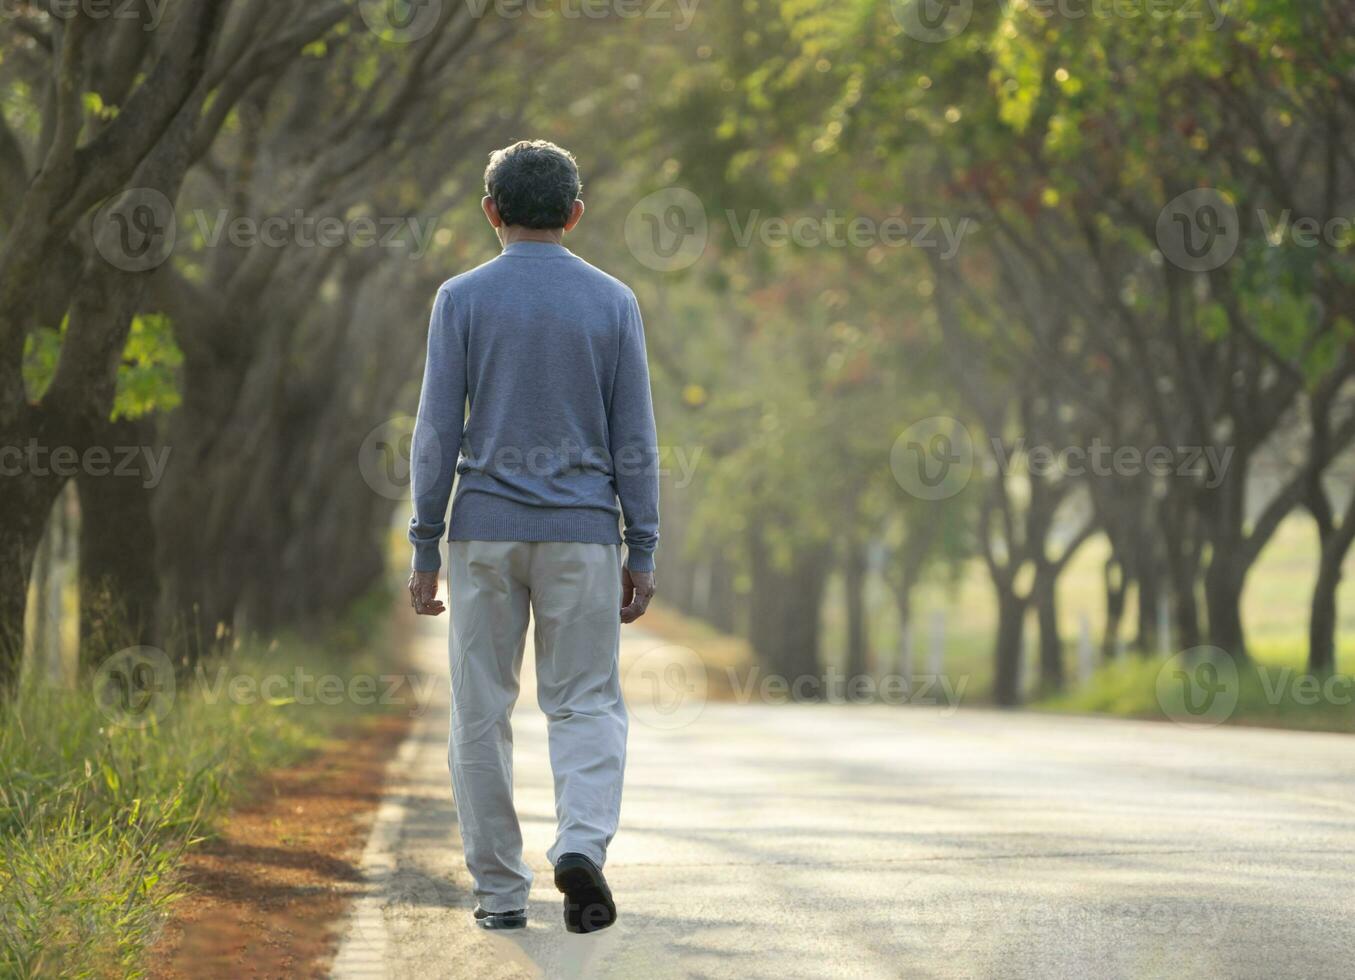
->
[147, 712, 411, 980]
[640, 603, 751, 701]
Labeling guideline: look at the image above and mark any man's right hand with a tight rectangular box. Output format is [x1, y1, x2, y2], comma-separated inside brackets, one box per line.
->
[620, 567, 655, 624]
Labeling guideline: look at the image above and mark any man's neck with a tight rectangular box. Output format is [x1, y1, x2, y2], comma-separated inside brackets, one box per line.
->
[500, 227, 564, 247]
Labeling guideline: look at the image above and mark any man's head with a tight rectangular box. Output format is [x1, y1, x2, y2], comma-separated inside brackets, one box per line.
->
[482, 140, 584, 242]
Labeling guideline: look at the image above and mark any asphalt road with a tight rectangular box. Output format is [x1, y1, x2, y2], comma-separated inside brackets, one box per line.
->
[331, 615, 1355, 980]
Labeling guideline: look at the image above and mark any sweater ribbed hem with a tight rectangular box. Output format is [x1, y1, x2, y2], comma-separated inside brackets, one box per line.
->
[448, 492, 622, 547]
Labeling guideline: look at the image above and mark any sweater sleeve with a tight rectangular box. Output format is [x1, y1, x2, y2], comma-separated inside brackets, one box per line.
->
[408, 287, 466, 572]
[609, 293, 661, 572]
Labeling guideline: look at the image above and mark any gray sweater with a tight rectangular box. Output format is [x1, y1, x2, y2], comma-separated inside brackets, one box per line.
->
[408, 240, 659, 573]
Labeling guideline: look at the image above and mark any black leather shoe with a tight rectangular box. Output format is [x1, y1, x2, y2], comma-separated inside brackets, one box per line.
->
[473, 905, 527, 930]
[554, 852, 616, 933]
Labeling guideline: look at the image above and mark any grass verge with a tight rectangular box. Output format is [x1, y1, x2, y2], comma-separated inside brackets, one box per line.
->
[0, 590, 403, 978]
[1040, 642, 1355, 733]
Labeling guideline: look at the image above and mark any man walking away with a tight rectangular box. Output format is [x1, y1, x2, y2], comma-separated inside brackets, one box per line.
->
[406, 140, 659, 934]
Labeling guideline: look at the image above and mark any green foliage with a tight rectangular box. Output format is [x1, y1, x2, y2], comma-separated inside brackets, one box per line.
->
[0, 607, 393, 978]
[113, 315, 183, 421]
[611, 0, 1355, 685]
[1, 790, 191, 979]
[80, 92, 118, 121]
[21, 315, 182, 419]
[20, 325, 61, 403]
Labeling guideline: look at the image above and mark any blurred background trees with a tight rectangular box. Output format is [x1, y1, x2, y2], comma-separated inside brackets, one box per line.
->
[2, 0, 1352, 705]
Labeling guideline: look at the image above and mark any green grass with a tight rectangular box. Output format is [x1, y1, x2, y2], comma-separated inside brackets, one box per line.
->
[1041, 650, 1355, 733]
[0, 592, 397, 978]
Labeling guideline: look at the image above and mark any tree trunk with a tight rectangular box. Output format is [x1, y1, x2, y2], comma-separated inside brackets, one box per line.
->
[894, 578, 914, 679]
[843, 537, 869, 682]
[705, 553, 738, 634]
[667, 558, 697, 617]
[783, 550, 829, 688]
[30, 504, 55, 679]
[1203, 551, 1248, 662]
[748, 530, 828, 690]
[77, 418, 161, 663]
[0, 422, 67, 691]
[1134, 564, 1160, 656]
[657, 492, 693, 612]
[1308, 551, 1341, 676]
[152, 351, 251, 660]
[1308, 512, 1355, 675]
[1102, 556, 1128, 662]
[1033, 572, 1063, 696]
[993, 588, 1027, 707]
[1159, 487, 1204, 652]
[1166, 546, 1202, 652]
[1027, 522, 1094, 696]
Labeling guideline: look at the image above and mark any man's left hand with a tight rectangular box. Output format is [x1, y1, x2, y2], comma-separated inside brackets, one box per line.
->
[408, 569, 445, 616]
[620, 567, 655, 624]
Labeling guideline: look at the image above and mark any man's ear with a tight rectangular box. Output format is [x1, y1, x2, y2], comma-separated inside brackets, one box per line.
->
[563, 199, 585, 232]
[482, 196, 503, 228]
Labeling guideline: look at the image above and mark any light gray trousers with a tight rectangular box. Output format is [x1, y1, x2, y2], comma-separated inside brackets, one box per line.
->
[447, 540, 628, 913]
